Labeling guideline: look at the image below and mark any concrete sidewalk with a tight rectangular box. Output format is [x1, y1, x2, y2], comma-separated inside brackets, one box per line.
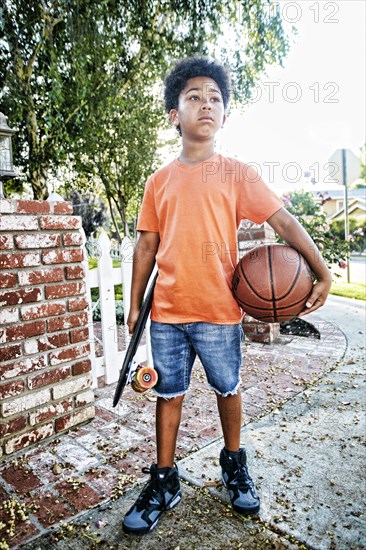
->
[0, 296, 365, 549]
[179, 297, 366, 549]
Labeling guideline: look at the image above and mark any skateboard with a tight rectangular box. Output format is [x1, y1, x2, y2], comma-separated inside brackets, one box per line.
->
[113, 272, 158, 407]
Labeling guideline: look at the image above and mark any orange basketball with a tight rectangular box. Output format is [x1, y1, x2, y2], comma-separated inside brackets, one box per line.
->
[232, 244, 314, 323]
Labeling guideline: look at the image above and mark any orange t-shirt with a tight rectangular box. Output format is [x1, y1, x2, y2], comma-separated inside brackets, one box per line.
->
[137, 153, 283, 323]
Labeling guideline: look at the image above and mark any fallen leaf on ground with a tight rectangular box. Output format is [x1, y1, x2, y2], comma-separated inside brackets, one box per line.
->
[52, 463, 62, 475]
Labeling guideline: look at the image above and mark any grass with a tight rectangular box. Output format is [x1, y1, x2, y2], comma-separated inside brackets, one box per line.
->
[330, 281, 366, 301]
[88, 258, 121, 269]
[88, 258, 123, 301]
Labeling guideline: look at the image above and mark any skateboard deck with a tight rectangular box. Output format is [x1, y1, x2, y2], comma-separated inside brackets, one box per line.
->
[113, 272, 158, 407]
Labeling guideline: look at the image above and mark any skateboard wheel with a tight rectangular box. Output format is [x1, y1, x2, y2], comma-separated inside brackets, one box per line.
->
[131, 366, 158, 393]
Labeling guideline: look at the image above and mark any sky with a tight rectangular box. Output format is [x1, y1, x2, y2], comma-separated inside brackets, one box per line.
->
[216, 0, 366, 194]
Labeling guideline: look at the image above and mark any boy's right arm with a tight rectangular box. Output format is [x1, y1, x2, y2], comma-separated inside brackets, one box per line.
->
[127, 230, 160, 334]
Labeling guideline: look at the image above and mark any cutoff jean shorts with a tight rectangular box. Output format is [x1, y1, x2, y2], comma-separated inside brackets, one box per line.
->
[150, 321, 244, 399]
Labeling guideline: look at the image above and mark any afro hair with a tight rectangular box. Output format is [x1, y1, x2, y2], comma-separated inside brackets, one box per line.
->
[164, 56, 231, 113]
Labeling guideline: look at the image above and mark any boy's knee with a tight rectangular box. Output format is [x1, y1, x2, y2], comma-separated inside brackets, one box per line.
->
[157, 394, 185, 406]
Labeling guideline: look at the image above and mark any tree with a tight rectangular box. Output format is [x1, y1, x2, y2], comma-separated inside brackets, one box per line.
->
[1, 0, 290, 230]
[70, 79, 162, 240]
[69, 190, 108, 239]
[280, 190, 349, 271]
[1, 0, 133, 198]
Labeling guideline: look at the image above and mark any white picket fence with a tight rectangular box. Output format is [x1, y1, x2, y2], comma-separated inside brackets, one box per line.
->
[82, 231, 155, 387]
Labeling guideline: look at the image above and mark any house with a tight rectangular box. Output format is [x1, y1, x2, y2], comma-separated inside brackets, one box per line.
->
[311, 187, 366, 222]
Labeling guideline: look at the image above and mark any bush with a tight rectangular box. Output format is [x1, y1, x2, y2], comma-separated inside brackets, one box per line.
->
[90, 284, 122, 302]
[92, 300, 124, 324]
[329, 218, 366, 254]
[280, 190, 350, 271]
[90, 284, 124, 324]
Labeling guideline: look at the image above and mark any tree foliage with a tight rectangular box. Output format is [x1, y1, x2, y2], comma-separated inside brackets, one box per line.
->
[330, 218, 366, 254]
[69, 79, 162, 239]
[1, 0, 290, 233]
[359, 144, 366, 182]
[280, 190, 349, 270]
[69, 190, 108, 238]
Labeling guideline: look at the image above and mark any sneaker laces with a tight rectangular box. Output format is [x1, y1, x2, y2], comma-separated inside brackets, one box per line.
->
[234, 464, 253, 491]
[137, 467, 165, 510]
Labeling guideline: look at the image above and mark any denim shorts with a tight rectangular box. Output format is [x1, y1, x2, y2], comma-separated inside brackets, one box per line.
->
[150, 321, 244, 399]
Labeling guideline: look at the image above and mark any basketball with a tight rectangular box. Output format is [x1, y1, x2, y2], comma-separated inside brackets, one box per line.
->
[232, 244, 314, 323]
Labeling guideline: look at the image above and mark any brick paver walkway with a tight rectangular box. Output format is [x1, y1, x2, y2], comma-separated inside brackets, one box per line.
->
[0, 320, 346, 548]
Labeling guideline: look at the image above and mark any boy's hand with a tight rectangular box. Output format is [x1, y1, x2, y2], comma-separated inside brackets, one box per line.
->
[298, 278, 332, 316]
[127, 307, 141, 335]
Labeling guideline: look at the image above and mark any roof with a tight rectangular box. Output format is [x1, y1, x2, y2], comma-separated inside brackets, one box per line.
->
[328, 201, 366, 220]
[311, 188, 366, 200]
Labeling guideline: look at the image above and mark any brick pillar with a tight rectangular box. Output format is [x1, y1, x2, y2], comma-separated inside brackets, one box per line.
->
[0, 199, 95, 458]
[237, 220, 280, 344]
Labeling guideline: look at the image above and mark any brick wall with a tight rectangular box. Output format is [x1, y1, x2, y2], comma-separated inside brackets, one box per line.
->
[0, 199, 95, 458]
[237, 220, 280, 344]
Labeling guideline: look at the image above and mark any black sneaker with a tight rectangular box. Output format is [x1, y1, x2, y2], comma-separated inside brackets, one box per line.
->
[122, 463, 181, 535]
[220, 447, 260, 515]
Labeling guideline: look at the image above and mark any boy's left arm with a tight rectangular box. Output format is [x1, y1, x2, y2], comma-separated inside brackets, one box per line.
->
[267, 207, 332, 316]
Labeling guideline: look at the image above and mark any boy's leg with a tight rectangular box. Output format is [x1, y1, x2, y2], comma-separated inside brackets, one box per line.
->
[191, 323, 260, 516]
[151, 322, 195, 467]
[216, 391, 242, 451]
[217, 389, 260, 516]
[122, 394, 184, 535]
[123, 323, 193, 535]
[156, 394, 185, 468]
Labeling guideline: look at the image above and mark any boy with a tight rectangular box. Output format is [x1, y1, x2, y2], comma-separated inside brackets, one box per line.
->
[122, 57, 332, 535]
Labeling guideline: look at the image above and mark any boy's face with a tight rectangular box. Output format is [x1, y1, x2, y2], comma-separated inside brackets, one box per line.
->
[169, 76, 226, 139]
